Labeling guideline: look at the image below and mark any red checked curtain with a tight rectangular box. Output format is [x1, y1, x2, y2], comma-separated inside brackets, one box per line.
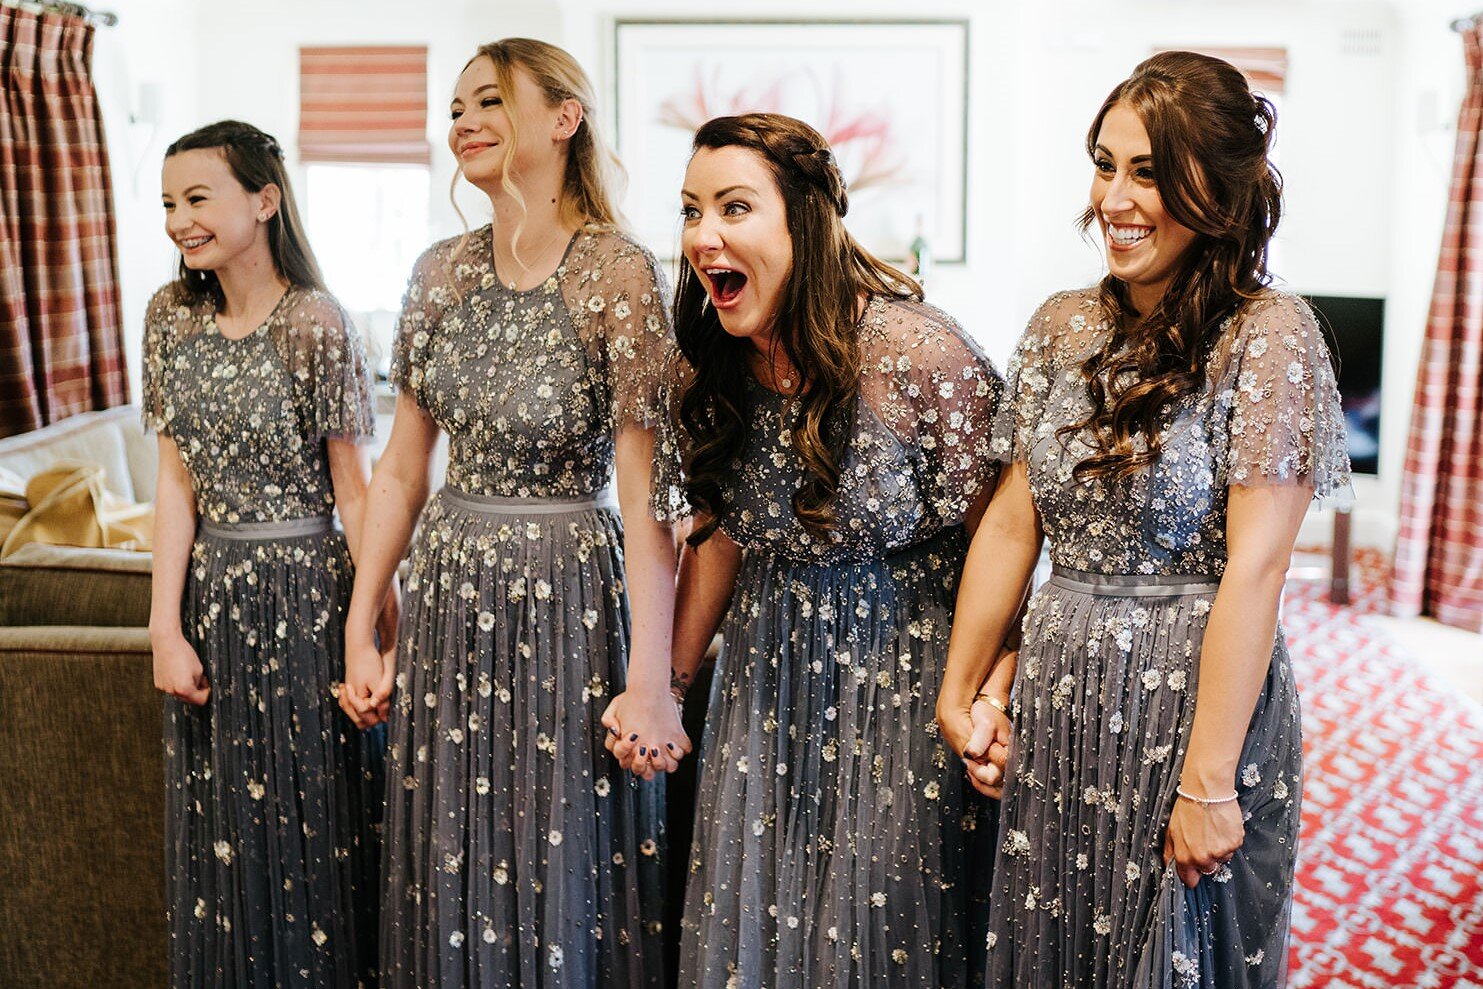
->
[1392, 22, 1483, 632]
[0, 4, 128, 438]
[299, 46, 430, 165]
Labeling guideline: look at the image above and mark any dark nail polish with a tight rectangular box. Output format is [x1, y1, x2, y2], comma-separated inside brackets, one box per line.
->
[639, 746, 647, 756]
[608, 726, 618, 736]
[629, 733, 638, 742]
[666, 742, 675, 750]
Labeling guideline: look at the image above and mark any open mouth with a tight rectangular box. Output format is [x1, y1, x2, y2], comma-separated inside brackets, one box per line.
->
[178, 235, 213, 251]
[704, 267, 747, 306]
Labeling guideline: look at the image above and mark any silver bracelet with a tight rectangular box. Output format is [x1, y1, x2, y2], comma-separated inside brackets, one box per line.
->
[1176, 786, 1239, 808]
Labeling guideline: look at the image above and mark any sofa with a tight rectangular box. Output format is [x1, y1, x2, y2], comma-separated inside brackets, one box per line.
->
[0, 405, 165, 988]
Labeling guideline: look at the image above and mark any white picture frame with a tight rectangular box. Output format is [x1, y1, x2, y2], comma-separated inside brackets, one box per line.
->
[613, 19, 970, 263]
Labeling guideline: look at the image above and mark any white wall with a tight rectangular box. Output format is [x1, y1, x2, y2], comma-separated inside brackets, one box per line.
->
[92, 0, 1474, 547]
[92, 0, 201, 409]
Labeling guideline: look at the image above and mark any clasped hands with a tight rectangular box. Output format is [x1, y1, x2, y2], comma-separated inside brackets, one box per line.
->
[601, 688, 693, 781]
[939, 694, 1013, 799]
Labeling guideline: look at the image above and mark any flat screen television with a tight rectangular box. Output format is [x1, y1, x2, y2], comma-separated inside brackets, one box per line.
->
[1301, 294, 1383, 476]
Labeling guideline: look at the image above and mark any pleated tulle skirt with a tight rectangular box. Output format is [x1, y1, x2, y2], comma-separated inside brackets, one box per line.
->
[165, 518, 384, 989]
[679, 527, 996, 989]
[379, 487, 664, 989]
[985, 567, 1303, 989]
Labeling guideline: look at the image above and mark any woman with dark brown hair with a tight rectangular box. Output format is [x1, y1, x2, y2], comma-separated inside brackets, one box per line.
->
[633, 111, 1002, 987]
[938, 52, 1350, 987]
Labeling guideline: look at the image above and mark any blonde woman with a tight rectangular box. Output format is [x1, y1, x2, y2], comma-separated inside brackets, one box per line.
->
[340, 39, 674, 988]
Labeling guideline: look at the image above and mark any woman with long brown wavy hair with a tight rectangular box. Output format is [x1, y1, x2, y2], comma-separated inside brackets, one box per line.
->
[628, 111, 1003, 987]
[340, 38, 673, 988]
[938, 51, 1350, 988]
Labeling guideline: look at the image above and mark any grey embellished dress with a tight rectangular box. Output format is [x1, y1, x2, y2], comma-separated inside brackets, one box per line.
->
[654, 295, 1004, 988]
[141, 283, 384, 989]
[984, 290, 1351, 988]
[382, 226, 669, 988]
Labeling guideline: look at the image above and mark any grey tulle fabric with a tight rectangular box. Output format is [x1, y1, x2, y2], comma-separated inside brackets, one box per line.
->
[984, 289, 1351, 988]
[381, 226, 669, 988]
[654, 295, 1004, 988]
[142, 282, 384, 988]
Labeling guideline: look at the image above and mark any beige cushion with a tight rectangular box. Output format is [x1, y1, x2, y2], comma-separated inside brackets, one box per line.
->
[0, 407, 155, 503]
[0, 543, 152, 628]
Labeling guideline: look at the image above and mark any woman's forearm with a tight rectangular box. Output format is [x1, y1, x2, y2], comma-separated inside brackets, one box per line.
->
[149, 437, 197, 643]
[345, 398, 436, 645]
[327, 438, 373, 566]
[614, 427, 678, 697]
[939, 464, 1041, 715]
[670, 524, 742, 696]
[1181, 482, 1312, 795]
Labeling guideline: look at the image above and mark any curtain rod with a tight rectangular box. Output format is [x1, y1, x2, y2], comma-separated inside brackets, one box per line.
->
[0, 0, 116, 26]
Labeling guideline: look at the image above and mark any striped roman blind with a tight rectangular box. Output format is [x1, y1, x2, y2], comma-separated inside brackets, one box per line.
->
[1152, 46, 1288, 95]
[299, 45, 431, 164]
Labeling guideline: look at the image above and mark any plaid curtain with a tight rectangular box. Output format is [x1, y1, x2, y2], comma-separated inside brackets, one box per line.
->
[0, 5, 128, 438]
[1391, 22, 1483, 632]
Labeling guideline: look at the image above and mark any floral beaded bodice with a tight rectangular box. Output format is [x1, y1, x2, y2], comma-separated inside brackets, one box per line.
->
[657, 295, 1004, 565]
[993, 288, 1350, 577]
[391, 226, 671, 499]
[141, 283, 374, 524]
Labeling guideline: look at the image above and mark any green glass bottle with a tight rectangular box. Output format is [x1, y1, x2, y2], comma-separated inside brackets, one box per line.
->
[907, 213, 931, 288]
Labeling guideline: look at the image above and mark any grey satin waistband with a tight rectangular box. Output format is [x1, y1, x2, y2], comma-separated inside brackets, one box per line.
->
[1048, 565, 1221, 598]
[441, 485, 618, 516]
[198, 516, 334, 540]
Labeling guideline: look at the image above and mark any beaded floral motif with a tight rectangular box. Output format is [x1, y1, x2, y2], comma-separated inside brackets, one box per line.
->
[991, 289, 1351, 576]
[140, 282, 374, 523]
[655, 294, 1004, 563]
[391, 225, 670, 498]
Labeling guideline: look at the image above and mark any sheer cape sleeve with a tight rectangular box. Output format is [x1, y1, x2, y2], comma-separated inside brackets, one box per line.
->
[858, 296, 1004, 529]
[140, 283, 187, 435]
[560, 229, 674, 434]
[1215, 292, 1351, 501]
[271, 289, 375, 443]
[989, 290, 1102, 466]
[389, 235, 463, 409]
[649, 345, 693, 523]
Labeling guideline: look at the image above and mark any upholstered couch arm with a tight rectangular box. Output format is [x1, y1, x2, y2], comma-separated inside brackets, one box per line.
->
[0, 626, 166, 988]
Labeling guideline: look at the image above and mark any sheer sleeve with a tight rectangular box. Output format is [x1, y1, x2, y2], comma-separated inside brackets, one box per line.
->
[860, 297, 1004, 529]
[140, 284, 182, 434]
[649, 346, 692, 522]
[990, 293, 1086, 465]
[273, 290, 375, 443]
[1219, 292, 1351, 500]
[562, 230, 674, 433]
[390, 238, 459, 408]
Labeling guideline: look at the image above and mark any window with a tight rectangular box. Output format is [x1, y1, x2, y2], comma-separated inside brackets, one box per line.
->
[299, 46, 431, 376]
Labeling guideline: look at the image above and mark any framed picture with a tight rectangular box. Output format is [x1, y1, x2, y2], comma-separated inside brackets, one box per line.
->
[613, 19, 970, 263]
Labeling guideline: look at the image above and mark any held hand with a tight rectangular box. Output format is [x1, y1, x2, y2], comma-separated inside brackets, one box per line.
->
[964, 697, 1013, 799]
[937, 696, 1008, 799]
[153, 633, 211, 706]
[341, 637, 391, 730]
[1164, 792, 1245, 888]
[601, 689, 692, 781]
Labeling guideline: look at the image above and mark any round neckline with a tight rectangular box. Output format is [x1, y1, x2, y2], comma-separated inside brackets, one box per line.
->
[210, 285, 293, 341]
[488, 227, 582, 295]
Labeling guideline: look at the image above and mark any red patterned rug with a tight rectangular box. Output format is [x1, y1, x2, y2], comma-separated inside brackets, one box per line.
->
[1284, 548, 1483, 987]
